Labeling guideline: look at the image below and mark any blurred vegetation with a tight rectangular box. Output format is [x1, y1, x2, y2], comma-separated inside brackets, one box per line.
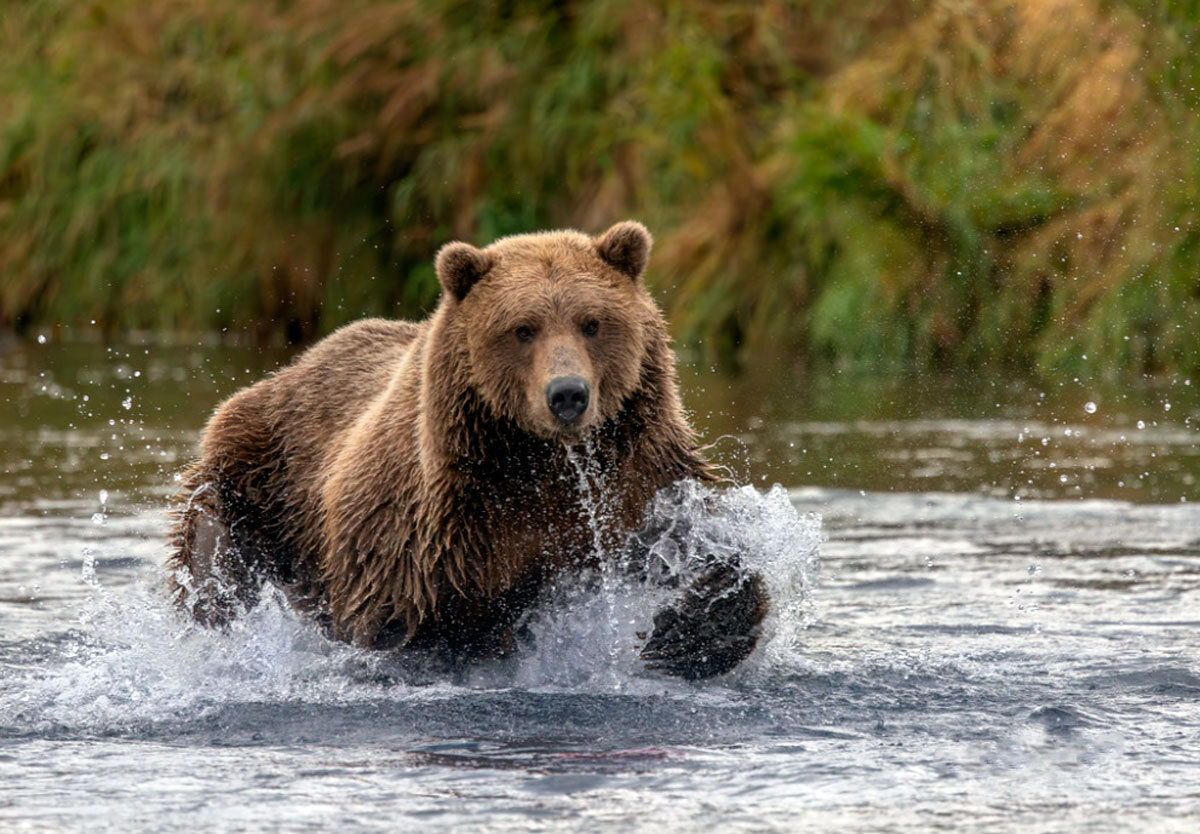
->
[1, 0, 1198, 374]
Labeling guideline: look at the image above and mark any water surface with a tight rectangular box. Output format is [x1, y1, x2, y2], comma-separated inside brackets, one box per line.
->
[2, 338, 1199, 832]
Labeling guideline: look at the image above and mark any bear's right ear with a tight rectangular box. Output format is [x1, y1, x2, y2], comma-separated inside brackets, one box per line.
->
[435, 242, 494, 302]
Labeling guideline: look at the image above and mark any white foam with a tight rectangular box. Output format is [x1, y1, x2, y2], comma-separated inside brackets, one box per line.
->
[510, 479, 823, 688]
[4, 483, 821, 731]
[7, 584, 392, 732]
[637, 482, 823, 671]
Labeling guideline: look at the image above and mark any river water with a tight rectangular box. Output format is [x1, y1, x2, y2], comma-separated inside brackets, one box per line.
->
[2, 338, 1199, 832]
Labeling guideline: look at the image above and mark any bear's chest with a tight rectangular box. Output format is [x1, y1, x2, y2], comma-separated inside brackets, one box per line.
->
[469, 460, 652, 588]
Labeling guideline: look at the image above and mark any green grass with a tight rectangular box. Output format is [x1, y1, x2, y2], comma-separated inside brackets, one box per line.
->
[1, 0, 1198, 376]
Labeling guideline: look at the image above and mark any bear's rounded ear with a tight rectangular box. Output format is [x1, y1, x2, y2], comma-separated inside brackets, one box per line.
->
[435, 242, 494, 302]
[594, 220, 652, 282]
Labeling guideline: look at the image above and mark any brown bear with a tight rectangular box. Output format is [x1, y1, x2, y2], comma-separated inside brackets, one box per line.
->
[168, 221, 768, 679]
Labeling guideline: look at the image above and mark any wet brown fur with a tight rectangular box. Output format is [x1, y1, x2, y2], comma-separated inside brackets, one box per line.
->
[167, 222, 714, 655]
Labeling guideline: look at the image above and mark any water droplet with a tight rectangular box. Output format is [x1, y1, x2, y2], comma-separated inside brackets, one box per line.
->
[91, 512, 106, 525]
[81, 547, 98, 585]
[1137, 420, 1146, 430]
[98, 489, 108, 505]
[1084, 401, 1097, 414]
[36, 334, 46, 344]
[121, 396, 132, 410]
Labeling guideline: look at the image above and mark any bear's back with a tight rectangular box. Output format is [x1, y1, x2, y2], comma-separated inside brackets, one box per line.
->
[271, 317, 421, 435]
[198, 316, 422, 519]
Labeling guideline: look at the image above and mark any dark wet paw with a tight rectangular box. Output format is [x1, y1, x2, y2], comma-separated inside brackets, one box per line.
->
[640, 561, 769, 680]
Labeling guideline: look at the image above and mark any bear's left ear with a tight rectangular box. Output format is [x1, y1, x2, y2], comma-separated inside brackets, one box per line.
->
[435, 241, 495, 302]
[594, 220, 652, 282]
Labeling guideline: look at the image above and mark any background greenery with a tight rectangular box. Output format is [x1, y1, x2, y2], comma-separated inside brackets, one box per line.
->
[2, 0, 1198, 374]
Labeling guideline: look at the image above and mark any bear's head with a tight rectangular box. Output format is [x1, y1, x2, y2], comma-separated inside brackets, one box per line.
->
[435, 221, 661, 441]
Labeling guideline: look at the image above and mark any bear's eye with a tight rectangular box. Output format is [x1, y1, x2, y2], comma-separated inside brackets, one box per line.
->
[582, 319, 600, 337]
[515, 325, 536, 343]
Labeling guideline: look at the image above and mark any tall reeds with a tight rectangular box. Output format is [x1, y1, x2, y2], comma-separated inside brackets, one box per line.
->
[1, 0, 1197, 374]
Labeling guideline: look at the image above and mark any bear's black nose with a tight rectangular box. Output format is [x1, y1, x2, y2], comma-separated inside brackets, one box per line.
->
[546, 376, 590, 424]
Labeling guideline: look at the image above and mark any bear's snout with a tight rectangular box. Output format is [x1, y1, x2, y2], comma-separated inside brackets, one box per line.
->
[546, 376, 590, 425]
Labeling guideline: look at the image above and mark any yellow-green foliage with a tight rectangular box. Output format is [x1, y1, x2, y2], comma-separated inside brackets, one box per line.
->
[1, 0, 1197, 374]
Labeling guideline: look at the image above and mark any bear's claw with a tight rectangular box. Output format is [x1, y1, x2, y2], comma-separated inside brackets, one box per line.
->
[640, 560, 769, 680]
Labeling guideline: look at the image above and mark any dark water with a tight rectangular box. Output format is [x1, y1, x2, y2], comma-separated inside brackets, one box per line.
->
[2, 337, 1200, 832]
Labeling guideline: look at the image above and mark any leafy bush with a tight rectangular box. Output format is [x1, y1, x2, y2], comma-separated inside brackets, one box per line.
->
[1, 0, 1197, 375]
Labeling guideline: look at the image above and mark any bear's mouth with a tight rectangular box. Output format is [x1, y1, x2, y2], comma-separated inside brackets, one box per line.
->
[531, 409, 598, 443]
[545, 418, 596, 442]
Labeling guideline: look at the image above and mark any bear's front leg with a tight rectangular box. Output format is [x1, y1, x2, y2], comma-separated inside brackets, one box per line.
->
[640, 559, 769, 680]
[167, 468, 263, 627]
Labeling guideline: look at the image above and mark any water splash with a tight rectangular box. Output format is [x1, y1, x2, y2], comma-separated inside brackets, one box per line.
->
[559, 440, 632, 686]
[3, 479, 821, 733]
[512, 471, 822, 688]
[564, 439, 609, 560]
[4, 585, 395, 734]
[635, 482, 822, 669]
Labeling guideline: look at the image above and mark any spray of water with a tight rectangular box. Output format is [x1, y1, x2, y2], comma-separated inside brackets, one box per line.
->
[4, 475, 821, 733]
[559, 440, 631, 686]
[508, 456, 822, 689]
[635, 481, 823, 668]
